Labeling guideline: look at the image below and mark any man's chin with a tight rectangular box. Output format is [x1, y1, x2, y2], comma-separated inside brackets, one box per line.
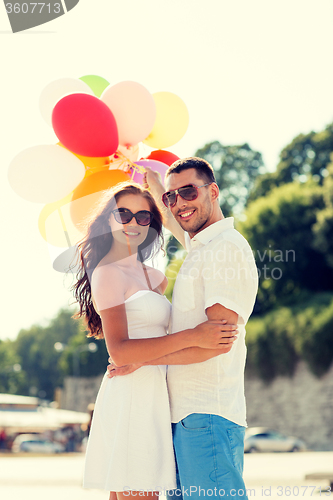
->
[177, 218, 206, 234]
[176, 218, 194, 232]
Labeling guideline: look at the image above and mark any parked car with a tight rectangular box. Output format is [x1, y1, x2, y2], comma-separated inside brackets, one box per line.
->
[244, 427, 306, 453]
[12, 434, 65, 453]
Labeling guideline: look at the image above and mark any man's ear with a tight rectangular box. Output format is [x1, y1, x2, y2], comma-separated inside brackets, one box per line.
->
[210, 183, 220, 202]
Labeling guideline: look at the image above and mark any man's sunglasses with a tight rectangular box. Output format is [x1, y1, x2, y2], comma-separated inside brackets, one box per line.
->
[162, 183, 212, 208]
[111, 208, 154, 226]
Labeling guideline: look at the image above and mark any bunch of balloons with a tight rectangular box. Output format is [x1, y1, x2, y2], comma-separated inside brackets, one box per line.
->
[8, 75, 189, 271]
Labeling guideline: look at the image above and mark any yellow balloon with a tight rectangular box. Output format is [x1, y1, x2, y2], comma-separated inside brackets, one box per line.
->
[38, 193, 84, 248]
[143, 92, 189, 149]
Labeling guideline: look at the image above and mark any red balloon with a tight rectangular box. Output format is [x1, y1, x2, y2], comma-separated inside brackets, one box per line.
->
[146, 150, 179, 166]
[52, 94, 119, 157]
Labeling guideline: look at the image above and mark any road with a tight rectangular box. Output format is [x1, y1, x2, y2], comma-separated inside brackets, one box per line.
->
[0, 452, 331, 500]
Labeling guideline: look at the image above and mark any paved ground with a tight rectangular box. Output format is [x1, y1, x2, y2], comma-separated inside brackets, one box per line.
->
[0, 451, 331, 500]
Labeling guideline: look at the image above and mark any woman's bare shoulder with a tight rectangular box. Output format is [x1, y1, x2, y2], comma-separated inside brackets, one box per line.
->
[92, 262, 126, 284]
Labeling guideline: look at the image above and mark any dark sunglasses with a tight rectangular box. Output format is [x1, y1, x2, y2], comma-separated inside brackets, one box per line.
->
[162, 183, 212, 208]
[111, 208, 154, 226]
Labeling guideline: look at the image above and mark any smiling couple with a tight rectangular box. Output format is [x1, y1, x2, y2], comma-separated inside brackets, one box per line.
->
[73, 157, 258, 500]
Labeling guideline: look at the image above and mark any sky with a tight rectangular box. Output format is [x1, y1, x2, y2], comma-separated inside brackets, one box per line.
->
[1, 0, 333, 341]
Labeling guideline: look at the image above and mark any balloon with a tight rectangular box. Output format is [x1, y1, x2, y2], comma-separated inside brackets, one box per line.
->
[79, 75, 110, 98]
[38, 193, 84, 248]
[118, 144, 140, 162]
[146, 150, 179, 166]
[57, 143, 110, 177]
[39, 78, 94, 126]
[109, 144, 140, 171]
[130, 159, 168, 186]
[101, 81, 156, 147]
[70, 169, 131, 229]
[52, 93, 119, 157]
[143, 92, 189, 149]
[8, 145, 85, 204]
[52, 244, 81, 274]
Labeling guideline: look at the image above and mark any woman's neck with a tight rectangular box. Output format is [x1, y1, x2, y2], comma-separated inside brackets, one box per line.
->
[103, 240, 140, 268]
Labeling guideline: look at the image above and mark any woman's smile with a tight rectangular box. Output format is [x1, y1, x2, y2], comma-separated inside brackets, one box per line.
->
[122, 229, 141, 238]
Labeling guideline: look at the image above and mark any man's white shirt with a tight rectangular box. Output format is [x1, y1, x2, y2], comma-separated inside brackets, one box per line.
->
[167, 217, 258, 427]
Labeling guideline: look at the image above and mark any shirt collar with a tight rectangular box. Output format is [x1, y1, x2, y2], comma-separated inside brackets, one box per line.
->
[185, 217, 235, 251]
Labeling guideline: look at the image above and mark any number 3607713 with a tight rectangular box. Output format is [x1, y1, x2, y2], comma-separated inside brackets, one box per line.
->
[5, 3, 61, 14]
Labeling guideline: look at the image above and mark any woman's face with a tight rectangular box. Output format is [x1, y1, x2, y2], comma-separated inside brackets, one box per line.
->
[108, 193, 152, 251]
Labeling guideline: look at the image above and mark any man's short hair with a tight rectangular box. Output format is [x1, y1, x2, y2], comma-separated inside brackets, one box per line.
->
[166, 157, 216, 184]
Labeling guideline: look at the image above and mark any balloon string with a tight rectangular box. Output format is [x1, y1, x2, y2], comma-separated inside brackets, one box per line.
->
[109, 150, 146, 178]
[125, 234, 132, 256]
[57, 208, 72, 247]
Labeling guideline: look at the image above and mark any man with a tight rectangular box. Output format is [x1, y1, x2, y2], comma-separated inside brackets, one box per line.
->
[109, 157, 258, 499]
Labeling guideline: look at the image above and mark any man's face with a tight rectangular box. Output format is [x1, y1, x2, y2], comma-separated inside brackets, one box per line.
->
[165, 168, 214, 235]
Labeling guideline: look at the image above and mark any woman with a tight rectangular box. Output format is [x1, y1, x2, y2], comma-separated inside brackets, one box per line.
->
[72, 182, 237, 499]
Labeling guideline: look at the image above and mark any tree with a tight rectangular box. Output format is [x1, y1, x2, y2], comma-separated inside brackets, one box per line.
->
[14, 308, 82, 399]
[0, 340, 23, 394]
[195, 141, 265, 217]
[246, 293, 333, 380]
[238, 181, 333, 312]
[59, 328, 109, 378]
[313, 160, 333, 269]
[249, 122, 333, 203]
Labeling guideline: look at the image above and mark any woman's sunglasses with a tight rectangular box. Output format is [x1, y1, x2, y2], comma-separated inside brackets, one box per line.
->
[111, 208, 154, 226]
[162, 183, 212, 208]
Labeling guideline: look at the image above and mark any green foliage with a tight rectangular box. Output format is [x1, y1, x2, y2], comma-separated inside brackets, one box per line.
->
[246, 293, 333, 381]
[164, 255, 186, 303]
[0, 340, 23, 394]
[238, 181, 333, 312]
[59, 328, 109, 378]
[165, 234, 183, 265]
[313, 162, 333, 269]
[249, 122, 333, 203]
[8, 308, 107, 400]
[195, 140, 265, 217]
[14, 308, 81, 399]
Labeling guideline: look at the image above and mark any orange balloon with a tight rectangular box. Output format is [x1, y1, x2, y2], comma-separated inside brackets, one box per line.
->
[70, 169, 131, 229]
[84, 164, 110, 178]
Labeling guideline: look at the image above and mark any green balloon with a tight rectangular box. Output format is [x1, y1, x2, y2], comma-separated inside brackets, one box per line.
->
[79, 75, 110, 98]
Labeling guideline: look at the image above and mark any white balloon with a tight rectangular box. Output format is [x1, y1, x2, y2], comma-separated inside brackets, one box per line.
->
[48, 243, 82, 274]
[8, 145, 85, 203]
[39, 78, 94, 126]
[101, 81, 156, 147]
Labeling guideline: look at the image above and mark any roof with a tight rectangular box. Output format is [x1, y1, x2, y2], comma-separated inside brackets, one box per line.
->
[0, 394, 39, 406]
[0, 394, 90, 432]
[0, 406, 90, 432]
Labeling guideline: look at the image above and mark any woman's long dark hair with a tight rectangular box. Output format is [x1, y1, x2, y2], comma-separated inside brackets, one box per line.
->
[72, 182, 164, 339]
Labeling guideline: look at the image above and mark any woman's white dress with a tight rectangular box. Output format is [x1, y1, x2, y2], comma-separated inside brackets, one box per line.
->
[83, 290, 176, 492]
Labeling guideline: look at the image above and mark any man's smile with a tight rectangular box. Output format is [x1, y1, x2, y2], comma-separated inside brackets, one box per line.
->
[178, 209, 196, 220]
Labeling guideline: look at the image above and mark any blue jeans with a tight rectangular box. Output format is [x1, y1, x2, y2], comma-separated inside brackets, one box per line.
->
[167, 413, 247, 500]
